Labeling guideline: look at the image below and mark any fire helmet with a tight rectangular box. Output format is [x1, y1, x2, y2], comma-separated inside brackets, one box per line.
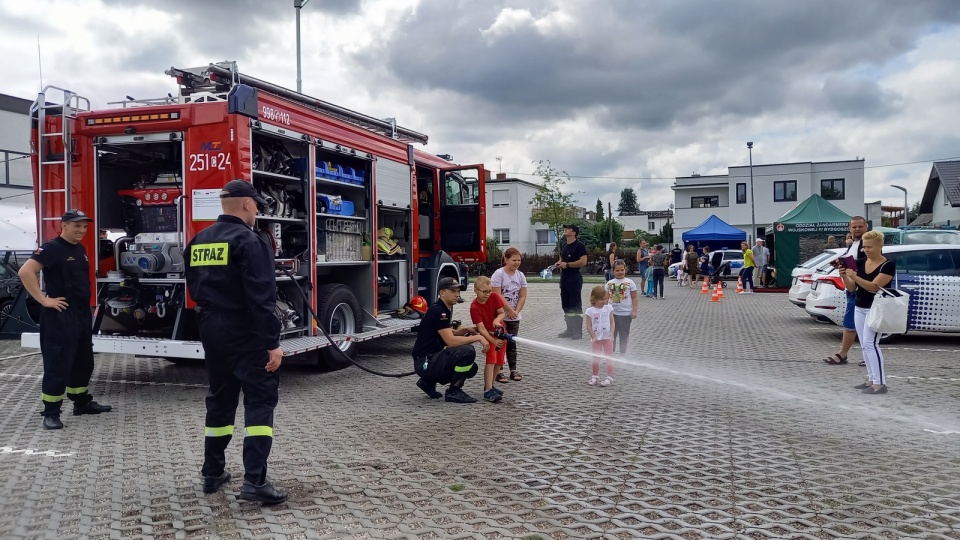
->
[407, 295, 428, 314]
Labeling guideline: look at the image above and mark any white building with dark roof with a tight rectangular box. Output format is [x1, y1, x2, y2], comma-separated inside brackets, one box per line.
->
[914, 161, 960, 227]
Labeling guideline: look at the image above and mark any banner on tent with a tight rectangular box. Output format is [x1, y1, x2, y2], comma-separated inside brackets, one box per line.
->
[774, 222, 848, 234]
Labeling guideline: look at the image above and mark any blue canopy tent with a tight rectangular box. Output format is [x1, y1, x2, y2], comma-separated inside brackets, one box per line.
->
[681, 215, 746, 251]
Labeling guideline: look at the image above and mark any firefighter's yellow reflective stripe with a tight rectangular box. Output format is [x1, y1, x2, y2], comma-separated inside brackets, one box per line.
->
[204, 425, 234, 437]
[41, 393, 65, 403]
[190, 243, 229, 266]
[244, 426, 273, 437]
[66, 386, 88, 395]
[454, 364, 473, 373]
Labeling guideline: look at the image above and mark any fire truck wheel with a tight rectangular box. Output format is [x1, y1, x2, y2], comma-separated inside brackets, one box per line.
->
[0, 300, 11, 328]
[316, 284, 362, 371]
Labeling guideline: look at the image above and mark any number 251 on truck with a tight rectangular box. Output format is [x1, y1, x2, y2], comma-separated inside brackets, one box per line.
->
[19, 61, 487, 369]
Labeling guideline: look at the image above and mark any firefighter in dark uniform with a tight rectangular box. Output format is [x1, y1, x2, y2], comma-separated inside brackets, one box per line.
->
[412, 277, 487, 403]
[555, 224, 588, 339]
[18, 209, 112, 430]
[184, 180, 287, 505]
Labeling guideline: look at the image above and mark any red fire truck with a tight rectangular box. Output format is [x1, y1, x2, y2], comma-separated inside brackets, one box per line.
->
[18, 61, 487, 368]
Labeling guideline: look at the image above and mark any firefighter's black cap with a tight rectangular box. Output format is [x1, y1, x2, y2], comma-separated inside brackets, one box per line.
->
[220, 180, 267, 206]
[438, 277, 461, 292]
[61, 209, 93, 222]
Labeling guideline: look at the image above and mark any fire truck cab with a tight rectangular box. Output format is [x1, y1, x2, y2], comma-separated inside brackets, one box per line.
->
[19, 61, 487, 368]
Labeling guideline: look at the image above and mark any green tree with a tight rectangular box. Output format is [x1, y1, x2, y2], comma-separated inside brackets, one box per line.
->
[655, 222, 674, 245]
[591, 219, 624, 248]
[907, 201, 921, 224]
[529, 160, 577, 250]
[595, 198, 604, 222]
[617, 188, 640, 216]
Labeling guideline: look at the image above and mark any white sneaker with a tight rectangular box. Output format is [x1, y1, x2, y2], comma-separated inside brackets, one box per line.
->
[747, 290, 754, 294]
[600, 376, 613, 387]
[587, 375, 600, 386]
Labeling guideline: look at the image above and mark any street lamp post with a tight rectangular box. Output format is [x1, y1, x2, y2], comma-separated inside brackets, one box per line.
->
[891, 185, 908, 227]
[748, 142, 756, 243]
[294, 0, 311, 93]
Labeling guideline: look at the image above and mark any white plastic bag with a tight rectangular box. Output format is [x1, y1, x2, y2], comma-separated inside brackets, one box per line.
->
[866, 288, 910, 334]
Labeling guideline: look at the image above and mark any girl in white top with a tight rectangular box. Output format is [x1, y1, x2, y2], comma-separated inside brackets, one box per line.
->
[604, 259, 638, 355]
[491, 247, 528, 383]
[584, 286, 616, 387]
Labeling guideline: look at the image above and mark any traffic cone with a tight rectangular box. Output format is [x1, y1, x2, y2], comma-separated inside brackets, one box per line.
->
[710, 287, 720, 302]
[717, 282, 725, 299]
[736, 277, 744, 294]
[701, 277, 709, 294]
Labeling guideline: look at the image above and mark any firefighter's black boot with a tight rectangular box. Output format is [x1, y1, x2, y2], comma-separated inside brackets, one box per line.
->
[73, 400, 112, 416]
[570, 315, 583, 340]
[557, 316, 573, 338]
[41, 401, 63, 429]
[239, 480, 288, 505]
[202, 471, 232, 494]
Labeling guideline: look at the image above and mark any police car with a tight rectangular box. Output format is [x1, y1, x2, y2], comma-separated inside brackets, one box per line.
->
[669, 249, 744, 279]
[804, 244, 960, 340]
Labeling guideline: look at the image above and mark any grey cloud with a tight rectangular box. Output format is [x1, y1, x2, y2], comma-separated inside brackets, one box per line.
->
[351, 0, 960, 132]
[98, 0, 361, 53]
[821, 76, 900, 118]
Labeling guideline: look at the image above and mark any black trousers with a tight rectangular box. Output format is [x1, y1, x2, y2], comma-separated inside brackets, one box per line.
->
[504, 320, 520, 371]
[414, 344, 478, 389]
[199, 312, 280, 485]
[652, 268, 665, 298]
[39, 305, 94, 415]
[559, 271, 583, 316]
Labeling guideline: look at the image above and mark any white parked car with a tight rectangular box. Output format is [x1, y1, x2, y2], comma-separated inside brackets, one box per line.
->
[805, 244, 960, 340]
[788, 249, 844, 307]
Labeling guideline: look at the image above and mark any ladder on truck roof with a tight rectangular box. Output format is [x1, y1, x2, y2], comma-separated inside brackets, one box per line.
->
[165, 62, 429, 145]
[31, 86, 90, 244]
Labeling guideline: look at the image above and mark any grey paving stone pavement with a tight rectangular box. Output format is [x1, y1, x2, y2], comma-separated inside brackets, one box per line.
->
[0, 282, 958, 539]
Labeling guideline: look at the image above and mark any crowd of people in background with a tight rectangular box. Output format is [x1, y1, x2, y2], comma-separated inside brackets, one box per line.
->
[422, 215, 890, 402]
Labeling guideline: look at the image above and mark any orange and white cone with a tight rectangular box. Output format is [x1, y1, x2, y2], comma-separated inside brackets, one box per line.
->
[701, 276, 709, 294]
[710, 286, 720, 302]
[736, 277, 744, 294]
[717, 282, 725, 299]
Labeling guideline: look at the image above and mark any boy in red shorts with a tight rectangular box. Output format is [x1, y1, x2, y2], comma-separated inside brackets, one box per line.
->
[470, 276, 506, 403]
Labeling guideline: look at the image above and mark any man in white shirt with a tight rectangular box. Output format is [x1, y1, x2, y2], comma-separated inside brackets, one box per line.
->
[820, 216, 868, 366]
[753, 239, 770, 287]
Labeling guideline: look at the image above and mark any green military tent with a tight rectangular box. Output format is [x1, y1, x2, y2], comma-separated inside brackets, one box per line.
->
[766, 194, 851, 287]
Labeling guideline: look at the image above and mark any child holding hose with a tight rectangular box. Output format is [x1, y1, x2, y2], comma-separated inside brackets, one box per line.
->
[470, 276, 507, 403]
[491, 247, 527, 383]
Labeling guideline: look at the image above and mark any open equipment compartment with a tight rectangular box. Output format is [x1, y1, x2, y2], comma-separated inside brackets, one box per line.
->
[93, 132, 189, 337]
[250, 122, 313, 338]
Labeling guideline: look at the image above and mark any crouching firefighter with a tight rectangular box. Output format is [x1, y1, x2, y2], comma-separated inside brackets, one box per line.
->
[412, 277, 488, 403]
[18, 209, 112, 430]
[184, 180, 287, 505]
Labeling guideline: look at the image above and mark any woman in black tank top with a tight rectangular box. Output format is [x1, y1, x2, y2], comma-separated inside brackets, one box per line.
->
[841, 230, 895, 394]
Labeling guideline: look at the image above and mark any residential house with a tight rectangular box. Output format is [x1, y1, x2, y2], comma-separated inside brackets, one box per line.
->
[485, 173, 589, 254]
[672, 159, 866, 244]
[618, 210, 674, 241]
[913, 161, 960, 227]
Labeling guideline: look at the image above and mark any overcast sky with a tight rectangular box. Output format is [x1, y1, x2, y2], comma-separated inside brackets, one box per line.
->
[1, 0, 958, 214]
